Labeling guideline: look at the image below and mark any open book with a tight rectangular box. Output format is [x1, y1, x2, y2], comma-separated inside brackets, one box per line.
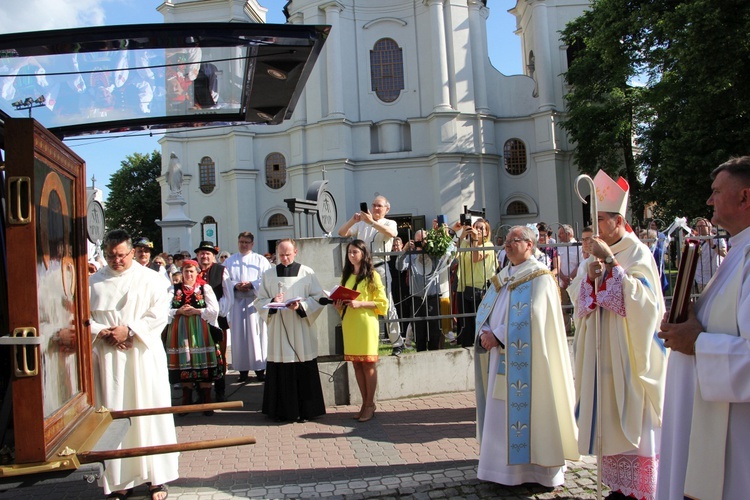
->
[327, 285, 360, 301]
[262, 297, 304, 309]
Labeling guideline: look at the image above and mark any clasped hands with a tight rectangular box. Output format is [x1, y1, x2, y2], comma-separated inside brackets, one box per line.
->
[479, 328, 500, 351]
[99, 325, 133, 351]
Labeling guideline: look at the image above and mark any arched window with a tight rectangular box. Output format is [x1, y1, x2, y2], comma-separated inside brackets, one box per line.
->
[506, 201, 530, 215]
[370, 38, 404, 103]
[265, 153, 286, 189]
[268, 214, 288, 227]
[199, 156, 216, 194]
[503, 139, 527, 175]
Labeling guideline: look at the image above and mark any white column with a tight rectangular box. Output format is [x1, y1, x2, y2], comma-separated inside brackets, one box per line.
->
[467, 0, 488, 113]
[532, 1, 555, 111]
[321, 2, 345, 117]
[425, 0, 452, 111]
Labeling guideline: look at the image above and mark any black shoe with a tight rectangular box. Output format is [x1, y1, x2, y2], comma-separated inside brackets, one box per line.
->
[391, 345, 404, 356]
[237, 371, 249, 383]
[255, 370, 266, 382]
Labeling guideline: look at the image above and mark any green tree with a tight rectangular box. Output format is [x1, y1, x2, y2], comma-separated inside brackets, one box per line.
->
[562, 0, 750, 224]
[105, 151, 163, 251]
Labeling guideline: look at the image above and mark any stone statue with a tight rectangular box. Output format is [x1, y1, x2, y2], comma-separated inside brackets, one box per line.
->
[167, 152, 183, 195]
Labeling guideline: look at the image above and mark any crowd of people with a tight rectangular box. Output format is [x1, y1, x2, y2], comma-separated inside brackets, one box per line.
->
[86, 155, 749, 500]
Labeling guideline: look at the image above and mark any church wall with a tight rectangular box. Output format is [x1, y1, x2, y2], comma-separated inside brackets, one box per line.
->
[158, 0, 592, 254]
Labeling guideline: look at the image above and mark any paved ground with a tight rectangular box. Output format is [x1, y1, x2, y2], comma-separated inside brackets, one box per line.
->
[1, 372, 607, 499]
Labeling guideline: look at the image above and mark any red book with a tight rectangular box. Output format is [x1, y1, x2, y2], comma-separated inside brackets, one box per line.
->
[328, 285, 360, 301]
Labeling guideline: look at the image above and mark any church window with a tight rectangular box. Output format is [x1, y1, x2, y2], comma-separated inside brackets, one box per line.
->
[268, 213, 288, 227]
[370, 38, 404, 103]
[265, 153, 286, 189]
[199, 156, 215, 194]
[503, 139, 527, 175]
[506, 201, 530, 215]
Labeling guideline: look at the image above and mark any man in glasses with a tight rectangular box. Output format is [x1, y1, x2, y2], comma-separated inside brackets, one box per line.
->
[474, 225, 578, 487]
[89, 229, 177, 500]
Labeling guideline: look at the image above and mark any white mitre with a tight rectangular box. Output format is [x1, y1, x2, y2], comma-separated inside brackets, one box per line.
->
[593, 170, 629, 215]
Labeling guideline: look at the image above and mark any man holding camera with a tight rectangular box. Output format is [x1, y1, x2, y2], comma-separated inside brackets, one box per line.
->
[338, 195, 405, 356]
[396, 230, 442, 351]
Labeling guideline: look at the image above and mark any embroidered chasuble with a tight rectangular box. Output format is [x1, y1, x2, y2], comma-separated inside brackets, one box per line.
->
[474, 258, 578, 487]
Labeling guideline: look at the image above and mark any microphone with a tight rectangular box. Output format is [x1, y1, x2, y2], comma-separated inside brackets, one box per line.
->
[318, 297, 333, 305]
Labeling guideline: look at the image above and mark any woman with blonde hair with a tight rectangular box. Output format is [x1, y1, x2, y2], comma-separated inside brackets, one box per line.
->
[333, 239, 388, 422]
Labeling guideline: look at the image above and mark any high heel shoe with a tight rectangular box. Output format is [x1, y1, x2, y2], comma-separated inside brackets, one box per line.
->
[358, 404, 376, 422]
[353, 404, 365, 420]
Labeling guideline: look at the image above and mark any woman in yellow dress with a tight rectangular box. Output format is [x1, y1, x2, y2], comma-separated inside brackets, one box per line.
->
[334, 239, 388, 422]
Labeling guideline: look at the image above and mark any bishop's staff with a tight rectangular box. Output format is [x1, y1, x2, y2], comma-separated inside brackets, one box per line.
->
[573, 174, 602, 500]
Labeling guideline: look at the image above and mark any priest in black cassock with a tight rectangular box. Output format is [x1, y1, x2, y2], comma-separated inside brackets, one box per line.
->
[254, 239, 327, 422]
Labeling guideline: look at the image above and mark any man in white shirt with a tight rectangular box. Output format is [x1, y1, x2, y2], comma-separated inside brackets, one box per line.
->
[658, 156, 750, 499]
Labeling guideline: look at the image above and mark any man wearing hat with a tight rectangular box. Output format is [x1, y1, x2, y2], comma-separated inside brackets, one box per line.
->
[134, 236, 171, 290]
[195, 241, 233, 401]
[572, 170, 666, 499]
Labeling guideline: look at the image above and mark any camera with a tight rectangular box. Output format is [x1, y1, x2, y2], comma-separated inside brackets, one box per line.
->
[414, 240, 423, 249]
[360, 202, 369, 212]
[437, 214, 447, 226]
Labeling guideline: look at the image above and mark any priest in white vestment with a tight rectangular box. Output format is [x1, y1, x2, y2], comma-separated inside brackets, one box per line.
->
[255, 239, 327, 422]
[658, 157, 750, 500]
[474, 225, 579, 487]
[89, 229, 178, 499]
[573, 171, 667, 500]
[224, 231, 272, 382]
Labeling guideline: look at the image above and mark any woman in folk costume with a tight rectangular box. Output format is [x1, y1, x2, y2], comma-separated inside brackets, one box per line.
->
[474, 225, 579, 487]
[333, 239, 388, 423]
[573, 170, 666, 499]
[165, 259, 221, 415]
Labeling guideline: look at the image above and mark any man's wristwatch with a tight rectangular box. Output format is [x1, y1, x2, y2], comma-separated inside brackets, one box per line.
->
[604, 255, 615, 265]
[127, 327, 135, 338]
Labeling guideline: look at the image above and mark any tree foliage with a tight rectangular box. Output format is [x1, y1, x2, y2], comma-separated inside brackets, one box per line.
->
[105, 150, 163, 251]
[561, 0, 750, 223]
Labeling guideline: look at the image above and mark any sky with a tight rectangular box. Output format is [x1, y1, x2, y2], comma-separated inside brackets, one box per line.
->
[0, 0, 523, 199]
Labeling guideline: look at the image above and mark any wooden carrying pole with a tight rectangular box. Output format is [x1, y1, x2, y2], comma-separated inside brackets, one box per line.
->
[574, 174, 602, 500]
[78, 436, 256, 464]
[109, 401, 242, 419]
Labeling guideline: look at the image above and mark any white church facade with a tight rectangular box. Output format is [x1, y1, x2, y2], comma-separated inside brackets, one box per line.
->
[157, 0, 590, 255]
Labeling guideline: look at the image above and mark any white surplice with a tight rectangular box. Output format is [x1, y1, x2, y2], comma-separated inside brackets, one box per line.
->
[89, 262, 178, 494]
[224, 251, 272, 371]
[657, 226, 750, 500]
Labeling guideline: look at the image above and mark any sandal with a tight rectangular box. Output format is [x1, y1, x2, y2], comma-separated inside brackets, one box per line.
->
[148, 484, 169, 500]
[106, 489, 133, 500]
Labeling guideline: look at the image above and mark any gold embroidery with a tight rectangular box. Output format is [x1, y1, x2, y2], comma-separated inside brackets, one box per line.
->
[508, 269, 553, 291]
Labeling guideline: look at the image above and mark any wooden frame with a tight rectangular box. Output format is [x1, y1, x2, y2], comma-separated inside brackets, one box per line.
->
[5, 119, 94, 463]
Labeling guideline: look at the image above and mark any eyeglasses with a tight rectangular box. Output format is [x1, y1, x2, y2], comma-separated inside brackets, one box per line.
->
[504, 238, 530, 246]
[105, 250, 134, 262]
[372, 204, 387, 208]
